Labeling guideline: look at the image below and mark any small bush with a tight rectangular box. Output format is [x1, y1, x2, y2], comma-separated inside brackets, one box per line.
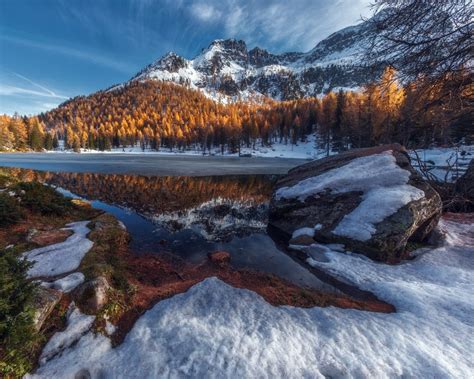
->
[0, 249, 39, 377]
[12, 182, 73, 216]
[0, 193, 23, 226]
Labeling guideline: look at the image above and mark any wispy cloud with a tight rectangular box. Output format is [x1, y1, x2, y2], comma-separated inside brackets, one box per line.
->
[12, 73, 68, 99]
[0, 34, 135, 73]
[190, 3, 222, 22]
[179, 0, 372, 52]
[0, 71, 69, 115]
[0, 84, 66, 99]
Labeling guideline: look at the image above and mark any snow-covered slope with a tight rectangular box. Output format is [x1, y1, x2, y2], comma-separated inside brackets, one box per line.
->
[28, 216, 474, 378]
[130, 17, 381, 101]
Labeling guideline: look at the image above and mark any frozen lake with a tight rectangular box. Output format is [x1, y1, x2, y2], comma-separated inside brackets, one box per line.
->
[0, 153, 307, 176]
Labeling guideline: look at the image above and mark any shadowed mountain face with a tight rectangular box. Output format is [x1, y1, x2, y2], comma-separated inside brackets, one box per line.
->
[130, 16, 383, 100]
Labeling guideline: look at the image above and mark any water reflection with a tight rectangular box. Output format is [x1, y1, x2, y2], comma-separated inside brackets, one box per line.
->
[4, 168, 337, 292]
[7, 168, 275, 213]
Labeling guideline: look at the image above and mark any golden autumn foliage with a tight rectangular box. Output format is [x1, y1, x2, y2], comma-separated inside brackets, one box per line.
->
[40, 81, 319, 152]
[1, 68, 470, 152]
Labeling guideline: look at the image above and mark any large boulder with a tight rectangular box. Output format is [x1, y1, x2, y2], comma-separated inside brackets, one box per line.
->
[269, 144, 442, 262]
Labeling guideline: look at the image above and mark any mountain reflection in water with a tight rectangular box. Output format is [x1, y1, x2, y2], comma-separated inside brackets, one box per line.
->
[4, 168, 337, 292]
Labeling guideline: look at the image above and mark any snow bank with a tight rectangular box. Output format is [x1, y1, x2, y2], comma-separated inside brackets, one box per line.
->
[43, 272, 85, 293]
[39, 304, 96, 365]
[277, 151, 425, 241]
[29, 218, 474, 378]
[24, 221, 93, 278]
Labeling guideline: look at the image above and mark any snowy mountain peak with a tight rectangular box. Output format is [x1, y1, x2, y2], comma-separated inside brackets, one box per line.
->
[131, 16, 383, 100]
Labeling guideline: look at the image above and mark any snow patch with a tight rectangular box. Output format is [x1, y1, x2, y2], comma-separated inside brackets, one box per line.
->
[24, 221, 93, 278]
[43, 272, 85, 293]
[333, 185, 424, 241]
[39, 303, 95, 365]
[409, 145, 473, 182]
[291, 227, 315, 239]
[105, 321, 116, 336]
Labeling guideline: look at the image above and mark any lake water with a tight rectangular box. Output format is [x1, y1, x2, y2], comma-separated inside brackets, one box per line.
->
[2, 165, 339, 293]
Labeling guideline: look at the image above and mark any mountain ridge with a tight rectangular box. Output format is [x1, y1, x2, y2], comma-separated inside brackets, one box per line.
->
[128, 16, 382, 101]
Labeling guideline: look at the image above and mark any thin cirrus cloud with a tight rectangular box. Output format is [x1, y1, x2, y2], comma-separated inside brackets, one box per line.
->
[190, 3, 223, 22]
[187, 0, 372, 52]
[0, 33, 135, 74]
[0, 84, 66, 99]
[0, 71, 69, 115]
[11, 73, 68, 99]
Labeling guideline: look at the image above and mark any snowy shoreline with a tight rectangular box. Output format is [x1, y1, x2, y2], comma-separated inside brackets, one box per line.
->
[27, 215, 474, 378]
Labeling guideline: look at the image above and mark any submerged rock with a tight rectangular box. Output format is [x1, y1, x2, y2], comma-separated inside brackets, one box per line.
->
[269, 144, 442, 262]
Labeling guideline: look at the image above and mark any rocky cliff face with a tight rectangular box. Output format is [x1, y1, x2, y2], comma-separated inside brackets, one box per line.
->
[130, 16, 383, 101]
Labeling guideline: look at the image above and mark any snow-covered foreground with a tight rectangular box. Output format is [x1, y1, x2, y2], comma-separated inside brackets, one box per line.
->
[24, 221, 93, 278]
[28, 217, 474, 378]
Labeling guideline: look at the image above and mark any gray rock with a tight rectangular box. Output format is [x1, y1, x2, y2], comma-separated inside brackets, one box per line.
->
[269, 144, 442, 262]
[32, 286, 62, 331]
[74, 276, 110, 313]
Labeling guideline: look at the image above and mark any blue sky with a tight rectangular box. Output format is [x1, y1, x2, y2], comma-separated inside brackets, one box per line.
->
[0, 0, 371, 115]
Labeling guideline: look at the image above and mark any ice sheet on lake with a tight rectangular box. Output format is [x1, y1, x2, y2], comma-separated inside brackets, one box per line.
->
[24, 221, 93, 278]
[28, 218, 474, 379]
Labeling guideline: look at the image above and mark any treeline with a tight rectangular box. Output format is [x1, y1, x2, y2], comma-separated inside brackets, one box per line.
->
[0, 115, 58, 152]
[0, 67, 470, 153]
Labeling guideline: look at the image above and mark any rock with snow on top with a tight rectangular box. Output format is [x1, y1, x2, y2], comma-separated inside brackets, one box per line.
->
[269, 144, 442, 262]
